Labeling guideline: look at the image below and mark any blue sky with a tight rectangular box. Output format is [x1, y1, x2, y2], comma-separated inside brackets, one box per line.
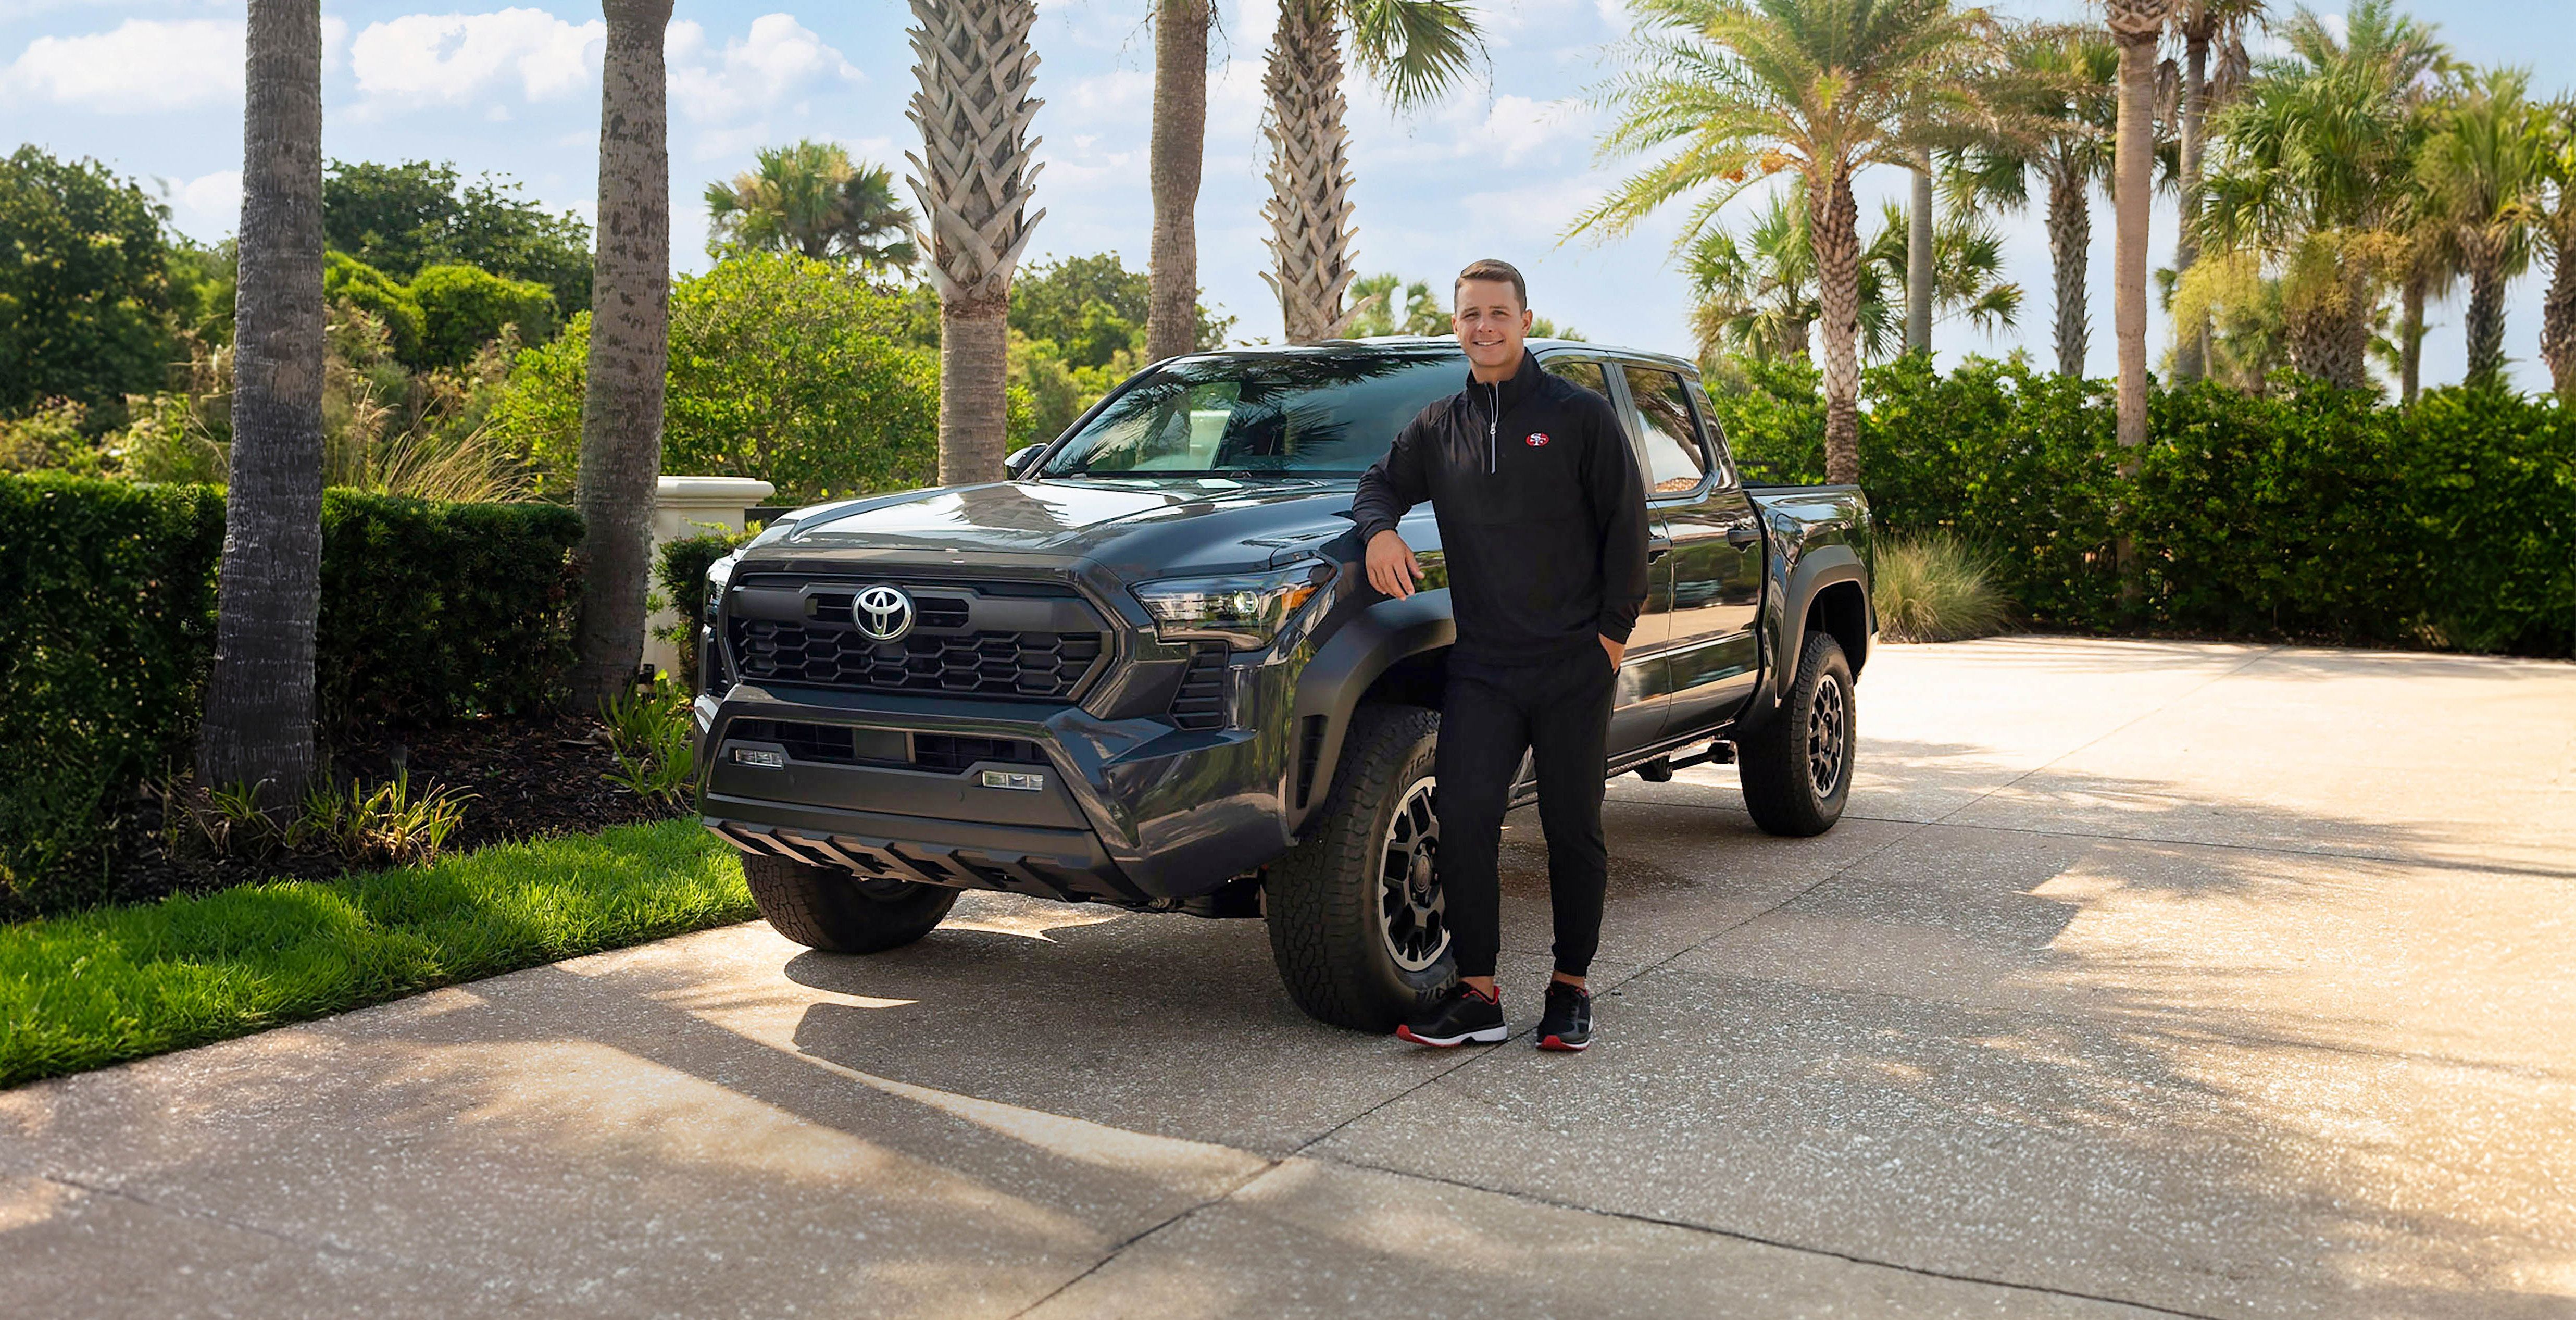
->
[6, 0, 2569, 392]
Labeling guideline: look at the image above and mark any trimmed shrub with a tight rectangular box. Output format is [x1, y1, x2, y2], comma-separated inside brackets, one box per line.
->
[0, 475, 225, 911]
[317, 491, 585, 729]
[1, 474, 585, 915]
[656, 528, 751, 684]
[410, 263, 556, 370]
[324, 252, 427, 364]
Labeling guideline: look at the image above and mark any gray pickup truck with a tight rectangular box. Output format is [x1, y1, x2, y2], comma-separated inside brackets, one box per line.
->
[692, 338, 1873, 1031]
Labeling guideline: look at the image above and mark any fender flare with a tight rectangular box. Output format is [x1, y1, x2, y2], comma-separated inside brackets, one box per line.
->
[1763, 544, 1870, 709]
[1284, 589, 1455, 836]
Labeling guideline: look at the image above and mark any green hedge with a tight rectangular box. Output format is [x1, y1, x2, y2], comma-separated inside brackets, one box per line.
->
[1, 474, 585, 915]
[1709, 357, 2576, 655]
[655, 529, 750, 684]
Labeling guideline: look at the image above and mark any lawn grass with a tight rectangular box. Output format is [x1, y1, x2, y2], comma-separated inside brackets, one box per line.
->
[1, 818, 749, 1089]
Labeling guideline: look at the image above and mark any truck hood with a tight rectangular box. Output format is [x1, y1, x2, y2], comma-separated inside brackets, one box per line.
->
[759, 478, 1370, 580]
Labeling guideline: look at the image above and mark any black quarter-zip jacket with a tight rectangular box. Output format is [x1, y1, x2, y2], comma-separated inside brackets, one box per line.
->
[1350, 348, 1650, 664]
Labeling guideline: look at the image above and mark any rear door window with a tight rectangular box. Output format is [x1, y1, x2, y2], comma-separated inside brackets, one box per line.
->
[1543, 357, 1610, 401]
[1616, 366, 1712, 497]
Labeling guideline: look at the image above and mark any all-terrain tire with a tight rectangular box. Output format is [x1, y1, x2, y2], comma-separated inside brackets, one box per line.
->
[1737, 630, 1857, 838]
[742, 852, 959, 953]
[1266, 704, 1455, 1031]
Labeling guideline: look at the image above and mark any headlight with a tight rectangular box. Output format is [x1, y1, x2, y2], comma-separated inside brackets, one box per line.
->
[704, 554, 737, 619]
[1131, 562, 1333, 651]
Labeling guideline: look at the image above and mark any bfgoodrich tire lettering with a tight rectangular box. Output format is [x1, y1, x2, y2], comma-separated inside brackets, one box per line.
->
[1266, 703, 1456, 1031]
[743, 851, 959, 953]
[1737, 630, 1856, 837]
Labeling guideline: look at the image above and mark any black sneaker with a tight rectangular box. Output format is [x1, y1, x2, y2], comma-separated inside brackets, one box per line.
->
[1536, 981, 1592, 1052]
[1396, 983, 1507, 1047]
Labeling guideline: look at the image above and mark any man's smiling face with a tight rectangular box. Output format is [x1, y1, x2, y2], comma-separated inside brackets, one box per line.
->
[1453, 277, 1532, 375]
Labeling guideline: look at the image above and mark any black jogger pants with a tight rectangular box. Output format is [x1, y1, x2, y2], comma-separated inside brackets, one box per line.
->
[1435, 646, 1616, 980]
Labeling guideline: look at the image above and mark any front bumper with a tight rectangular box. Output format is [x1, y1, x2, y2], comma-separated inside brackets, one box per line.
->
[695, 676, 1299, 903]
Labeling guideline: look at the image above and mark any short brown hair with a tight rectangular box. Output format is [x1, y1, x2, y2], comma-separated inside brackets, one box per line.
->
[1454, 258, 1526, 310]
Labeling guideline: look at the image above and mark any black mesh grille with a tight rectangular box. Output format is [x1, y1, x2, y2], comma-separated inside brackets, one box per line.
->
[914, 734, 1049, 773]
[731, 620, 1103, 699]
[729, 718, 866, 764]
[808, 589, 971, 631]
[726, 719, 1048, 774]
[1169, 644, 1229, 730]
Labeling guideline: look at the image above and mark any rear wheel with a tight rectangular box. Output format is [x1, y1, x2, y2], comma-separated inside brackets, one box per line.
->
[1266, 704, 1456, 1031]
[742, 852, 959, 953]
[1737, 631, 1856, 837]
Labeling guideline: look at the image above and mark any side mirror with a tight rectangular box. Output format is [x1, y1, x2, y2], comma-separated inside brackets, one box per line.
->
[1003, 444, 1043, 479]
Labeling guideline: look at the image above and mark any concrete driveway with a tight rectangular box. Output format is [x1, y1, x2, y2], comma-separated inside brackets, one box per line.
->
[5, 637, 2572, 1318]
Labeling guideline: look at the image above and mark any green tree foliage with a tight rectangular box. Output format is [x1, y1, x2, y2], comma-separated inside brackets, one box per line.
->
[321, 159, 594, 315]
[488, 253, 953, 502]
[408, 264, 555, 370]
[703, 140, 918, 272]
[0, 147, 179, 417]
[324, 253, 426, 363]
[1345, 273, 1449, 337]
[1009, 252, 1232, 367]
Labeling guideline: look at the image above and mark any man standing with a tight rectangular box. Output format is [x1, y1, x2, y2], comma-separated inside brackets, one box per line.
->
[1350, 258, 1649, 1052]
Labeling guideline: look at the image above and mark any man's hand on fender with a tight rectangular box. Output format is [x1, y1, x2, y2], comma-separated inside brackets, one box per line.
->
[1601, 634, 1625, 668]
[1366, 530, 1422, 599]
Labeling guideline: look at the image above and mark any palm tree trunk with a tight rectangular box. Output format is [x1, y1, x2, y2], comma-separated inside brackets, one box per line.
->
[2464, 252, 2507, 385]
[2172, 33, 2210, 384]
[201, 0, 324, 800]
[1906, 148, 1933, 356]
[569, 0, 673, 711]
[2398, 272, 2427, 404]
[1147, 0, 1209, 362]
[2046, 153, 2091, 378]
[2546, 233, 2576, 402]
[1261, 0, 1360, 344]
[1810, 165, 1864, 487]
[907, 0, 1047, 482]
[2112, 26, 2158, 457]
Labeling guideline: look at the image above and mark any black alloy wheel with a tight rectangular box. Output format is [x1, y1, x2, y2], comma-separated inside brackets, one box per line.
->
[1376, 776, 1448, 972]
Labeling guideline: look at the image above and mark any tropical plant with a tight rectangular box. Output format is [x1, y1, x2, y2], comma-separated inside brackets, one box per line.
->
[2416, 67, 2547, 386]
[199, 0, 328, 807]
[2541, 96, 2576, 400]
[1345, 272, 1450, 338]
[2107, 0, 2174, 459]
[600, 676, 697, 811]
[1685, 192, 1816, 363]
[1261, 0, 1481, 343]
[2167, 0, 2267, 382]
[906, 0, 1046, 485]
[1148, 0, 1212, 361]
[570, 0, 675, 712]
[289, 773, 473, 866]
[1950, 23, 2119, 377]
[1580, 0, 2000, 485]
[703, 140, 918, 273]
[1864, 201, 2021, 345]
[1872, 533, 2010, 642]
[2195, 1, 2448, 390]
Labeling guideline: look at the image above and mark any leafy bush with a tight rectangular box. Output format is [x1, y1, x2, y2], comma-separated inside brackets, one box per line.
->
[1, 474, 585, 915]
[324, 253, 427, 363]
[0, 475, 226, 911]
[1872, 535, 2011, 642]
[656, 528, 751, 682]
[409, 263, 556, 370]
[0, 147, 180, 416]
[1710, 357, 2576, 654]
[599, 677, 697, 811]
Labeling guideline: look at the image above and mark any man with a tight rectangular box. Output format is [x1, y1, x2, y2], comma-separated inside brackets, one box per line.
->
[1350, 258, 1649, 1053]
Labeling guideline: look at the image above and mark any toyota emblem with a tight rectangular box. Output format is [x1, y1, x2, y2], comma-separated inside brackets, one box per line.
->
[853, 584, 915, 642]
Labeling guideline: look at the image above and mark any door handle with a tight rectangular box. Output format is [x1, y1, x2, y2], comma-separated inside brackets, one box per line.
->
[1646, 538, 1672, 563]
[1725, 524, 1760, 549]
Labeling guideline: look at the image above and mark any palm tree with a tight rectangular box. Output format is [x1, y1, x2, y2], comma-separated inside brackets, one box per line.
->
[569, 0, 673, 711]
[907, 0, 1046, 484]
[1581, 0, 1998, 486]
[2417, 68, 2545, 386]
[1345, 272, 1449, 337]
[1686, 191, 1816, 363]
[2168, 0, 2265, 383]
[2197, 1, 2446, 390]
[1261, 0, 1479, 344]
[2540, 97, 2576, 400]
[2386, 184, 2465, 403]
[1906, 147, 1933, 354]
[201, 0, 326, 800]
[1148, 0, 1210, 362]
[1866, 201, 2021, 346]
[2107, 0, 2173, 456]
[1950, 23, 2118, 377]
[703, 140, 918, 273]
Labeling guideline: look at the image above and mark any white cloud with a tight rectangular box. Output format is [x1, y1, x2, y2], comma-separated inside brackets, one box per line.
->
[666, 14, 858, 122]
[348, 8, 605, 107]
[5, 18, 243, 111]
[179, 168, 242, 217]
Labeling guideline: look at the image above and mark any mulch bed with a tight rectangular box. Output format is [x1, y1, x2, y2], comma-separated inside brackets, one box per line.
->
[101, 714, 686, 908]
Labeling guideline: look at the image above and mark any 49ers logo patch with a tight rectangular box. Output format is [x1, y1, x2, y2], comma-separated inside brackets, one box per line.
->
[1525, 432, 1550, 447]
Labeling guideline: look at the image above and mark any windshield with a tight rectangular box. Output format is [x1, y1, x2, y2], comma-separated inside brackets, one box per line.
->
[1039, 347, 1467, 478]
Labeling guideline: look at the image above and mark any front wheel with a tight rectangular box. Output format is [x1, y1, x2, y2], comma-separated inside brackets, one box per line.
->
[1737, 631, 1856, 837]
[1265, 704, 1456, 1031]
[743, 852, 959, 953]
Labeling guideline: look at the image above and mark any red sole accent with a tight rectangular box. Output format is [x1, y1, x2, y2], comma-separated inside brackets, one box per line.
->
[1538, 1034, 1589, 1052]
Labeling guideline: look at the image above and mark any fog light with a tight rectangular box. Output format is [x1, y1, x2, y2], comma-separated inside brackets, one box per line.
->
[732, 747, 785, 768]
[980, 770, 1044, 791]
